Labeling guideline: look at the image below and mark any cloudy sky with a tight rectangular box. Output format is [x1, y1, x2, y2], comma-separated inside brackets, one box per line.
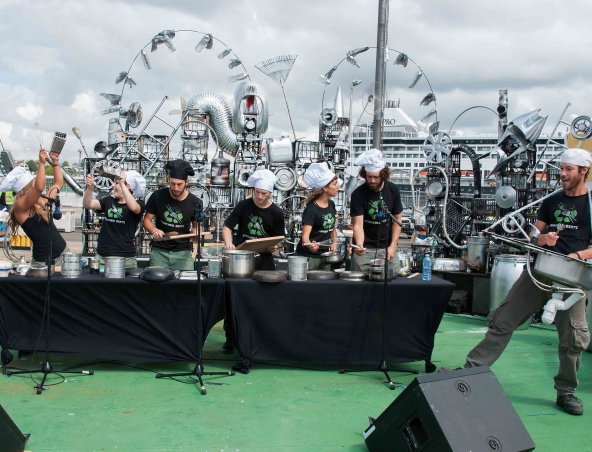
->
[1, 0, 591, 165]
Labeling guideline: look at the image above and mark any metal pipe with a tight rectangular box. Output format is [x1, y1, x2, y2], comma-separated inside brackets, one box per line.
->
[372, 0, 389, 149]
[60, 166, 84, 195]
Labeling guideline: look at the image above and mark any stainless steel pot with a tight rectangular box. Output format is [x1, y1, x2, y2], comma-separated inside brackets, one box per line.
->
[368, 260, 396, 282]
[321, 251, 341, 264]
[466, 233, 489, 269]
[221, 250, 257, 278]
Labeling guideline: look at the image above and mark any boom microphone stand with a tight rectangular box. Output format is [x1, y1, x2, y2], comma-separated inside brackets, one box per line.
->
[339, 198, 418, 389]
[156, 201, 234, 394]
[8, 192, 94, 394]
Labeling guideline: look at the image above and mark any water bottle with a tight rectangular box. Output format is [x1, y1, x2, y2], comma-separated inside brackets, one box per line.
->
[422, 252, 432, 281]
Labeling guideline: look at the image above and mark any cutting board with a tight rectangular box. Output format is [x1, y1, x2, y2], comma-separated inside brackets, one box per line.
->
[236, 236, 284, 252]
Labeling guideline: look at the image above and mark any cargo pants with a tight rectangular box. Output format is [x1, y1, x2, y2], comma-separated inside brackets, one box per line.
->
[466, 270, 590, 395]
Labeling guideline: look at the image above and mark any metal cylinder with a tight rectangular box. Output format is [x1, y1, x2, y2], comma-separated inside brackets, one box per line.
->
[104, 256, 126, 278]
[61, 252, 82, 278]
[491, 255, 531, 330]
[288, 256, 308, 281]
[221, 250, 256, 278]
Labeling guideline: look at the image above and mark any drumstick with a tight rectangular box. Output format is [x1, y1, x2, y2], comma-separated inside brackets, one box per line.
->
[407, 272, 421, 279]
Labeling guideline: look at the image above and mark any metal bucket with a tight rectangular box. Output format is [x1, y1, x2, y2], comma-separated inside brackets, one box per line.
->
[466, 234, 489, 269]
[104, 256, 126, 279]
[267, 136, 294, 164]
[288, 256, 308, 281]
[61, 252, 82, 278]
[221, 250, 256, 278]
[491, 255, 530, 330]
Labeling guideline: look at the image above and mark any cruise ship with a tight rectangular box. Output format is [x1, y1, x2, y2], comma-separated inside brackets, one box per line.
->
[347, 102, 569, 204]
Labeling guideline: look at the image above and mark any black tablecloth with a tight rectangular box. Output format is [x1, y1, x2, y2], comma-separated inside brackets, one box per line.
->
[225, 277, 455, 365]
[0, 272, 225, 365]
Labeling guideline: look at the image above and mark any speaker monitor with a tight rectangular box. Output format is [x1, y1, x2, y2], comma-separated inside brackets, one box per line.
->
[0, 404, 30, 452]
[363, 366, 535, 452]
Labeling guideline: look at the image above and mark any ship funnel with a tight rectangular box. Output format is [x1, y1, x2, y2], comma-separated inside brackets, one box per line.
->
[333, 87, 344, 118]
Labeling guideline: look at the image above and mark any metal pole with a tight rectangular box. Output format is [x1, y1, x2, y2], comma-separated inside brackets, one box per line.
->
[373, 0, 389, 150]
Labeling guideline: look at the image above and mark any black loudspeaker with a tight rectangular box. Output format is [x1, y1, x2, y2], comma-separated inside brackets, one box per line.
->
[363, 366, 535, 452]
[0, 404, 30, 452]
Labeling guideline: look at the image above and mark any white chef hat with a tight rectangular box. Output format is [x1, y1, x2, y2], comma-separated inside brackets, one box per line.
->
[0, 166, 35, 194]
[124, 170, 146, 198]
[354, 148, 385, 173]
[247, 169, 277, 193]
[561, 148, 592, 167]
[304, 162, 337, 189]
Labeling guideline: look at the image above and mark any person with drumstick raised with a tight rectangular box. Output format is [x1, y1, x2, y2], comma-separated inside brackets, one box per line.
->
[83, 170, 146, 268]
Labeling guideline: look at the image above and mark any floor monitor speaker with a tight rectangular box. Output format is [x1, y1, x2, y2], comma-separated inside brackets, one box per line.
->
[0, 404, 30, 452]
[364, 366, 535, 452]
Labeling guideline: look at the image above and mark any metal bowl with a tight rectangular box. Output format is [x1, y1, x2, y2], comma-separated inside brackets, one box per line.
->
[321, 251, 341, 264]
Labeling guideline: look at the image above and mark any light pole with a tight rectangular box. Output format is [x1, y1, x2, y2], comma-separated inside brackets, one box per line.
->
[349, 80, 362, 176]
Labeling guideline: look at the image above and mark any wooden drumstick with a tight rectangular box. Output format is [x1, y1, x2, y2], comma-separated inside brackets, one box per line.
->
[407, 272, 421, 279]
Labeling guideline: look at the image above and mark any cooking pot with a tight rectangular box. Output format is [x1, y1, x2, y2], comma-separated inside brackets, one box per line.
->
[221, 250, 257, 278]
[368, 259, 396, 282]
[321, 251, 341, 264]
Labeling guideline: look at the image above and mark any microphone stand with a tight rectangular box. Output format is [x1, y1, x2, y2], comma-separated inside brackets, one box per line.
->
[7, 194, 94, 394]
[156, 203, 234, 394]
[339, 200, 418, 389]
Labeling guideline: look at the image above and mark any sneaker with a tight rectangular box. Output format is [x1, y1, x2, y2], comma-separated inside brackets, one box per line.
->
[556, 394, 584, 415]
[222, 339, 235, 353]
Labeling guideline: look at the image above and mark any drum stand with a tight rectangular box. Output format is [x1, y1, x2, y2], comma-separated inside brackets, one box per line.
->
[156, 202, 234, 394]
[7, 193, 94, 394]
[339, 202, 418, 389]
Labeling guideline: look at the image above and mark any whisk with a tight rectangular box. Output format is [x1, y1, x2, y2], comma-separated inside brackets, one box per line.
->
[33, 123, 44, 149]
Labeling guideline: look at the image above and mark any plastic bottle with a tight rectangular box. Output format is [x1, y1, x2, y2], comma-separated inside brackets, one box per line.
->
[422, 252, 432, 281]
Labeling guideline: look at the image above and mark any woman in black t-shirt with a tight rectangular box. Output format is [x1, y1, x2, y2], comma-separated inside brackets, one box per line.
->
[5, 149, 67, 265]
[295, 163, 341, 270]
[83, 170, 146, 268]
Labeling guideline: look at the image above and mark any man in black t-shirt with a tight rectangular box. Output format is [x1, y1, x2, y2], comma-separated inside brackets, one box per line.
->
[84, 170, 146, 268]
[350, 149, 403, 273]
[458, 148, 591, 416]
[143, 160, 201, 271]
[222, 169, 284, 271]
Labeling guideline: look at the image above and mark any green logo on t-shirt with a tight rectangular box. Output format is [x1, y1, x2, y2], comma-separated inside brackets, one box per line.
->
[164, 205, 184, 224]
[368, 199, 386, 220]
[554, 203, 577, 224]
[107, 206, 123, 219]
[322, 213, 335, 229]
[248, 215, 264, 236]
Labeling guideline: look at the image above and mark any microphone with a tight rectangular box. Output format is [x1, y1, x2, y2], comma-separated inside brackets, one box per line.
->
[193, 200, 204, 221]
[40, 192, 62, 220]
[53, 195, 62, 220]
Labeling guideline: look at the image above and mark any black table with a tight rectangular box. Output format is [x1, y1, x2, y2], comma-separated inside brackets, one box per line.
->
[0, 272, 225, 366]
[225, 276, 455, 366]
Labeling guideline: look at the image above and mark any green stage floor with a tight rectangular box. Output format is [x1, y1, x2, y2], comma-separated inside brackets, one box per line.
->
[1, 315, 590, 451]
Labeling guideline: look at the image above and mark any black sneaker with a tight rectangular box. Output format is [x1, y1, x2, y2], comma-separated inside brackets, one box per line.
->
[556, 394, 584, 415]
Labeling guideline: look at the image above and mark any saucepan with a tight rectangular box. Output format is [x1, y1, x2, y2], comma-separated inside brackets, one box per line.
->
[321, 251, 342, 264]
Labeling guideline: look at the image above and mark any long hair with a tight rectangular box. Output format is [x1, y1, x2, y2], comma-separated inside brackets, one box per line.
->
[358, 165, 390, 181]
[304, 175, 338, 204]
[8, 180, 50, 235]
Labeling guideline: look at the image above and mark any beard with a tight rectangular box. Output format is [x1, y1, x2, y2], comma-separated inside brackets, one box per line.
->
[561, 172, 585, 191]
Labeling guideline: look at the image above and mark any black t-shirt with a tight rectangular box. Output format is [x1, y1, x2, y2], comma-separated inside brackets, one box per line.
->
[21, 213, 67, 263]
[350, 181, 403, 248]
[536, 190, 591, 255]
[296, 200, 337, 257]
[145, 187, 200, 251]
[96, 196, 145, 257]
[224, 198, 284, 248]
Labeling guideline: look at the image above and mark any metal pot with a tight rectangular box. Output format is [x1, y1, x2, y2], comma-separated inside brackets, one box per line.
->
[221, 250, 257, 278]
[466, 233, 489, 269]
[368, 259, 396, 282]
[321, 251, 341, 264]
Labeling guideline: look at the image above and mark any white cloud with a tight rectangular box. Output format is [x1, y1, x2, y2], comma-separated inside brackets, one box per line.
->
[71, 92, 96, 114]
[16, 103, 43, 121]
